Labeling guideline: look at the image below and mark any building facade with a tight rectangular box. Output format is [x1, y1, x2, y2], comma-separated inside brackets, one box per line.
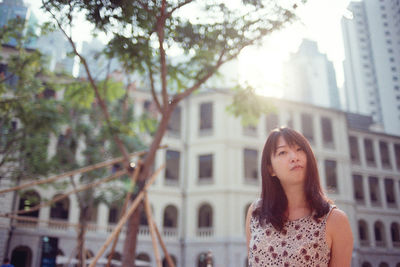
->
[1, 90, 400, 267]
[341, 0, 400, 135]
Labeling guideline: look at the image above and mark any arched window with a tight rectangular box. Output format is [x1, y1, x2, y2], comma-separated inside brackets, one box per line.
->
[108, 202, 122, 224]
[106, 251, 121, 267]
[11, 246, 33, 267]
[162, 255, 177, 267]
[358, 220, 369, 246]
[197, 252, 213, 267]
[163, 205, 178, 228]
[379, 263, 389, 267]
[374, 221, 386, 247]
[391, 222, 400, 247]
[18, 190, 41, 224]
[50, 194, 69, 220]
[139, 203, 154, 226]
[361, 262, 372, 267]
[198, 204, 213, 228]
[137, 253, 151, 265]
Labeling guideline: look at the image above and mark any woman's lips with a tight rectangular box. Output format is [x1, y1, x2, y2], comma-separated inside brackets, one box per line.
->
[290, 165, 303, 171]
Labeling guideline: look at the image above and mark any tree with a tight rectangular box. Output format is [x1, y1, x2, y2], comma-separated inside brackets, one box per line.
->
[40, 0, 306, 266]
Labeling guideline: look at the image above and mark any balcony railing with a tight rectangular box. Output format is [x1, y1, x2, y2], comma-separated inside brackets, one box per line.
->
[375, 240, 386, 247]
[162, 227, 178, 238]
[360, 240, 370, 247]
[392, 241, 400, 248]
[197, 227, 214, 238]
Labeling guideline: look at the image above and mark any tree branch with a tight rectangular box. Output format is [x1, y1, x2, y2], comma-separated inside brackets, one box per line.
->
[146, 61, 162, 113]
[42, 1, 131, 167]
[166, 0, 194, 18]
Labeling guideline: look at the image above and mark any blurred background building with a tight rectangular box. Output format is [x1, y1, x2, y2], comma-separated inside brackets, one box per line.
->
[341, 0, 400, 135]
[283, 39, 342, 110]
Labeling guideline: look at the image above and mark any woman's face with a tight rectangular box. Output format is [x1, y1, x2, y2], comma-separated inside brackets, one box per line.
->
[269, 136, 307, 187]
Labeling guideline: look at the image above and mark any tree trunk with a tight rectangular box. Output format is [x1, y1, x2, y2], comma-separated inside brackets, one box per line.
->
[77, 205, 90, 267]
[122, 107, 174, 267]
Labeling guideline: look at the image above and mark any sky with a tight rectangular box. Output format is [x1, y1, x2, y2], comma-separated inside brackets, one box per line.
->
[24, 0, 354, 99]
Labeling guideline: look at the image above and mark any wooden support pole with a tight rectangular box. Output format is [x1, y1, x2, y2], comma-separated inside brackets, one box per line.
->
[106, 162, 142, 267]
[0, 145, 167, 195]
[144, 192, 162, 267]
[154, 219, 175, 267]
[88, 164, 164, 267]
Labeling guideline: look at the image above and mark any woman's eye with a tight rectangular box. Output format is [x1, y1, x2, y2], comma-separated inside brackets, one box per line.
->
[297, 147, 303, 151]
[278, 151, 286, 156]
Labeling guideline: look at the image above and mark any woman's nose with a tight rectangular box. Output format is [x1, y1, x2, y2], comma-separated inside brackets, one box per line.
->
[289, 150, 299, 161]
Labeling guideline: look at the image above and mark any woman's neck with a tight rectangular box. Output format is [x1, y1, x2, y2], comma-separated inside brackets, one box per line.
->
[282, 184, 310, 218]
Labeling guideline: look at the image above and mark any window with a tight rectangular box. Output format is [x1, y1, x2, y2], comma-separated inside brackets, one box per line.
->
[349, 136, 360, 163]
[301, 113, 314, 143]
[364, 139, 376, 166]
[396, 144, 400, 170]
[324, 160, 338, 192]
[165, 150, 180, 184]
[374, 221, 386, 247]
[353, 175, 364, 203]
[167, 106, 181, 137]
[163, 205, 178, 228]
[197, 252, 213, 267]
[384, 178, 396, 205]
[108, 203, 121, 224]
[244, 149, 258, 181]
[266, 113, 279, 134]
[321, 117, 334, 148]
[198, 154, 213, 181]
[198, 204, 213, 228]
[358, 220, 369, 246]
[199, 102, 213, 132]
[49, 194, 69, 220]
[379, 141, 391, 168]
[369, 176, 381, 206]
[18, 190, 41, 224]
[391, 222, 400, 246]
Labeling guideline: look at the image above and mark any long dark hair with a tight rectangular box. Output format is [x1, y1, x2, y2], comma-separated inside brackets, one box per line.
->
[253, 127, 331, 231]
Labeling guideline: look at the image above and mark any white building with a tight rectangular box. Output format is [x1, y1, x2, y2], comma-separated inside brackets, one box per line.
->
[282, 39, 342, 110]
[1, 89, 400, 267]
[341, 0, 400, 135]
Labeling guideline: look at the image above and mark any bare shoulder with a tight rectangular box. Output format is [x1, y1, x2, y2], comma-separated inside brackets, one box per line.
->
[328, 208, 349, 223]
[326, 208, 354, 266]
[326, 208, 353, 246]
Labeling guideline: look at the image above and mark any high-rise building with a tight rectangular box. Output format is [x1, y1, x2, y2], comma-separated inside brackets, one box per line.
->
[342, 0, 400, 135]
[36, 30, 76, 75]
[282, 39, 342, 110]
[0, 0, 38, 48]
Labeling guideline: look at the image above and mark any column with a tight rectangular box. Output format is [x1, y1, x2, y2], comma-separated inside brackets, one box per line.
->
[97, 203, 108, 233]
[378, 177, 387, 209]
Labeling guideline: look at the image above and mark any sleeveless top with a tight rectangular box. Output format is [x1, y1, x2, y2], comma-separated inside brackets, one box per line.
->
[248, 199, 335, 267]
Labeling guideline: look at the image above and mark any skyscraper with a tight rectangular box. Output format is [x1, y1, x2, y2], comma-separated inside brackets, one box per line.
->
[0, 0, 38, 48]
[342, 0, 400, 135]
[282, 39, 342, 110]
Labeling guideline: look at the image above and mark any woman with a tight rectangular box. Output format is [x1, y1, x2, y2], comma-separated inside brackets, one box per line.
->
[246, 127, 353, 266]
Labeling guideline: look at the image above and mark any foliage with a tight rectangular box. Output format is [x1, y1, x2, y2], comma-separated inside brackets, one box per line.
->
[226, 85, 276, 126]
[0, 19, 65, 181]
